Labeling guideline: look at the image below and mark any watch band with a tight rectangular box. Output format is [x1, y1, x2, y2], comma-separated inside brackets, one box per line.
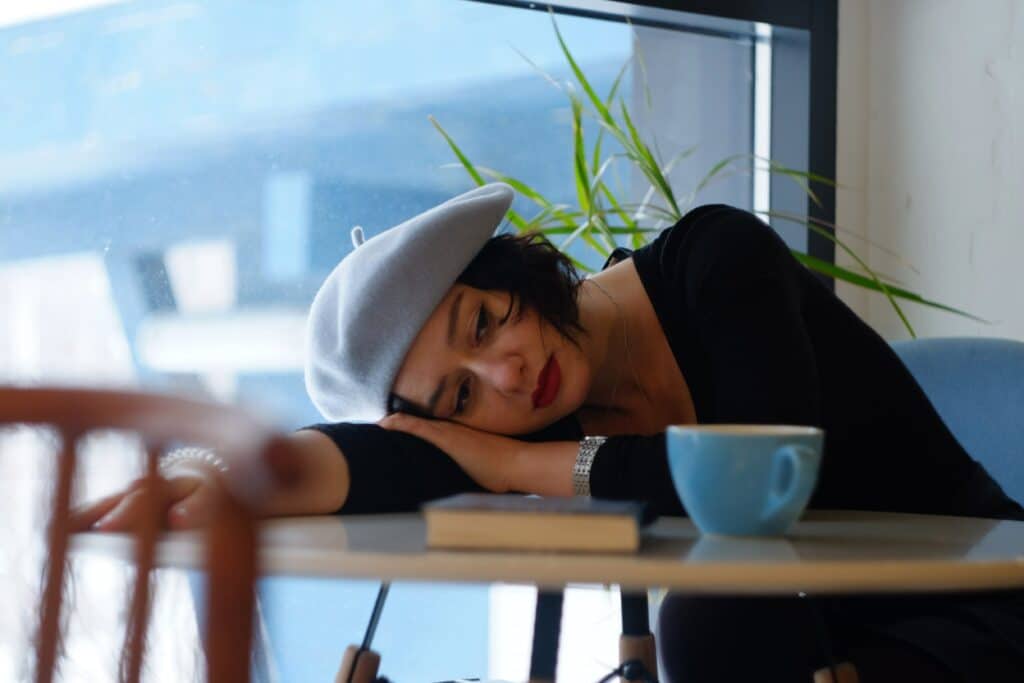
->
[573, 436, 607, 497]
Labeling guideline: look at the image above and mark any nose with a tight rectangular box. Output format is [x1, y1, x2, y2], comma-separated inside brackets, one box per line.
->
[469, 351, 527, 395]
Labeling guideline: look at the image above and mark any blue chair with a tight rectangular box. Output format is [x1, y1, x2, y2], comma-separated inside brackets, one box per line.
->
[891, 337, 1024, 505]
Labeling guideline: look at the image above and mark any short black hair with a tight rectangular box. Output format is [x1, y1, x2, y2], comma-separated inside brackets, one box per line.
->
[456, 231, 585, 343]
[386, 231, 584, 417]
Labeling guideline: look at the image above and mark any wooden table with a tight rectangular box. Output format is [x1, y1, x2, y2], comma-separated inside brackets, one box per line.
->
[74, 510, 1024, 680]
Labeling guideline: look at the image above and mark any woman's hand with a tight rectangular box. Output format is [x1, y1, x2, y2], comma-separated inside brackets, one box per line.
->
[71, 430, 353, 532]
[69, 462, 223, 533]
[378, 413, 524, 493]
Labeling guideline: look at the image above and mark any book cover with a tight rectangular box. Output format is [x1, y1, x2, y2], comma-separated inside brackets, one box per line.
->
[422, 493, 654, 553]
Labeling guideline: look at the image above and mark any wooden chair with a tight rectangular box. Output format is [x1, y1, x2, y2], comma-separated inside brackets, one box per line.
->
[0, 386, 298, 683]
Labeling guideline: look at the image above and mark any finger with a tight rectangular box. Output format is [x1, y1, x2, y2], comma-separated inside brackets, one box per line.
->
[385, 415, 448, 450]
[87, 472, 206, 532]
[91, 488, 152, 532]
[69, 490, 129, 532]
[377, 413, 405, 429]
[166, 482, 217, 530]
[379, 413, 425, 435]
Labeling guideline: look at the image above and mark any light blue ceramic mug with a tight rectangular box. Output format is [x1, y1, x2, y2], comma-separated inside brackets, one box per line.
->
[666, 425, 824, 536]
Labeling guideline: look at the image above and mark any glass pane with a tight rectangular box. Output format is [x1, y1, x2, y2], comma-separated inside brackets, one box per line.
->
[632, 22, 754, 211]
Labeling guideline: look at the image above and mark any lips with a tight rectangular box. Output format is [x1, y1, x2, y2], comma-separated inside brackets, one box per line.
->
[532, 354, 561, 409]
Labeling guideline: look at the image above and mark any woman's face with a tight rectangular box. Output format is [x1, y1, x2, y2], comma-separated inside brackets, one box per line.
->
[391, 283, 591, 435]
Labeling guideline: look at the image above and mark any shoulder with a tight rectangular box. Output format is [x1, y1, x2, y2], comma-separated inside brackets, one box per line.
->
[635, 205, 791, 298]
[661, 204, 786, 265]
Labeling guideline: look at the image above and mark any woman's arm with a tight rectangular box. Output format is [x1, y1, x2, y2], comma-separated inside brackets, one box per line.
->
[377, 414, 689, 515]
[375, 412, 685, 513]
[278, 429, 581, 513]
[507, 440, 576, 496]
[375, 412, 576, 495]
[306, 421, 486, 513]
[261, 429, 351, 516]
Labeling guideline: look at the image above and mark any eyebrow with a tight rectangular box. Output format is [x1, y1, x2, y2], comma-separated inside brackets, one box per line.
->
[426, 291, 464, 415]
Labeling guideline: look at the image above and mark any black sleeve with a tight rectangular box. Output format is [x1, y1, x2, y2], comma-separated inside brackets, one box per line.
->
[304, 414, 584, 515]
[305, 422, 483, 514]
[591, 206, 822, 515]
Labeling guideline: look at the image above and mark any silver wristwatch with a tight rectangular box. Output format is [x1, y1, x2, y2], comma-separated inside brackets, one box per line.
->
[573, 436, 607, 497]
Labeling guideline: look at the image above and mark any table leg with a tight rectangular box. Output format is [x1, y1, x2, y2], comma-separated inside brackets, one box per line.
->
[619, 591, 657, 682]
[528, 589, 564, 683]
[334, 582, 390, 683]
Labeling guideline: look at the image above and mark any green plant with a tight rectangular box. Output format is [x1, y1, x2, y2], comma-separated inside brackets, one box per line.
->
[430, 14, 982, 338]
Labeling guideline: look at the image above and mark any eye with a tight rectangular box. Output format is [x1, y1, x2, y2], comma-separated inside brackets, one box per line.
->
[474, 306, 490, 344]
[454, 378, 471, 415]
[501, 296, 517, 324]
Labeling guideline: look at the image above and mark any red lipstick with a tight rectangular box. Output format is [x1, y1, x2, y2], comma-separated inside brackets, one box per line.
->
[532, 355, 561, 409]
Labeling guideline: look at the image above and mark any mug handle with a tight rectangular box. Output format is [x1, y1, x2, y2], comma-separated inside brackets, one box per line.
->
[761, 445, 817, 526]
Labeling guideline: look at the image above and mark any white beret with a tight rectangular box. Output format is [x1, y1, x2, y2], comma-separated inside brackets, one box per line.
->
[304, 183, 514, 422]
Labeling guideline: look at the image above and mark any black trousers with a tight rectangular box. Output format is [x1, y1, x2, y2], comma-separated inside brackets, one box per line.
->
[656, 591, 1024, 682]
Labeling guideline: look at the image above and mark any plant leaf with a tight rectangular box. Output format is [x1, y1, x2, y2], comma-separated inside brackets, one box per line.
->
[474, 166, 578, 229]
[765, 210, 915, 336]
[510, 45, 565, 93]
[775, 205, 921, 276]
[541, 224, 658, 235]
[591, 57, 631, 173]
[598, 181, 639, 232]
[500, 207, 529, 232]
[570, 96, 591, 215]
[771, 210, 986, 335]
[754, 154, 840, 189]
[618, 101, 681, 217]
[429, 116, 487, 186]
[551, 11, 616, 128]
[694, 153, 744, 195]
[790, 251, 987, 323]
[611, 200, 679, 222]
[429, 116, 529, 231]
[663, 145, 697, 176]
[623, 16, 654, 112]
[431, 23, 968, 334]
[769, 209, 925, 281]
[559, 216, 610, 259]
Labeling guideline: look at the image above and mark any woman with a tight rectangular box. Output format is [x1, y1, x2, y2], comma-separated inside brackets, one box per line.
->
[74, 184, 1024, 681]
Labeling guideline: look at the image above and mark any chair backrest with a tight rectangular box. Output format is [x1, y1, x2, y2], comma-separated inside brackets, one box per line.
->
[0, 386, 295, 683]
[891, 337, 1024, 504]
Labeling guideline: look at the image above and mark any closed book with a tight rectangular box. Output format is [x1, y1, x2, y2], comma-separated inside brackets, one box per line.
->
[423, 493, 653, 553]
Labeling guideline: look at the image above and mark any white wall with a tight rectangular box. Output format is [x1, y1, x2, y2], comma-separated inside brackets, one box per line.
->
[836, 0, 1024, 342]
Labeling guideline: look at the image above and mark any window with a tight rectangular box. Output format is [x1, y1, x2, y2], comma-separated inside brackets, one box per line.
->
[0, 1, 833, 681]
